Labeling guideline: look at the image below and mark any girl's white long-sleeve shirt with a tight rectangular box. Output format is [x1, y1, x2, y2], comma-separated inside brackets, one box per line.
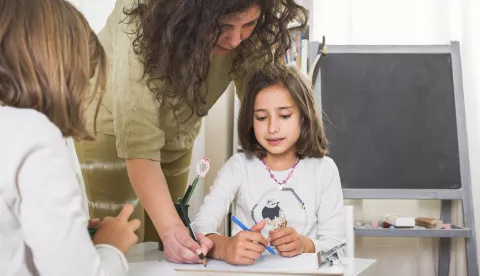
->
[192, 152, 346, 253]
[0, 106, 128, 276]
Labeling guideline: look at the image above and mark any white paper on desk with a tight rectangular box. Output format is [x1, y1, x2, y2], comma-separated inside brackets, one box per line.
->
[167, 254, 344, 275]
[128, 261, 193, 276]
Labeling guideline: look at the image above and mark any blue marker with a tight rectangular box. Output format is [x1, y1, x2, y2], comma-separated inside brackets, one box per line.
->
[231, 215, 276, 255]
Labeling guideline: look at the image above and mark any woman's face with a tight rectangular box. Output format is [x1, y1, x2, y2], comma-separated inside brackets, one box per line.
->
[214, 5, 261, 55]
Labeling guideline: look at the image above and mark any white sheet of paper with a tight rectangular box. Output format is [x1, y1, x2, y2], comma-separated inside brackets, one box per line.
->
[168, 254, 344, 275]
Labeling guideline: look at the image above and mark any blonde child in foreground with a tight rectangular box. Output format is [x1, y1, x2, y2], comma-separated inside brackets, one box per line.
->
[192, 65, 346, 265]
[0, 0, 140, 275]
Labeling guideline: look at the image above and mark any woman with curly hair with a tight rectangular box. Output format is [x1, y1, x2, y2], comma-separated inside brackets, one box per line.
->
[75, 0, 307, 264]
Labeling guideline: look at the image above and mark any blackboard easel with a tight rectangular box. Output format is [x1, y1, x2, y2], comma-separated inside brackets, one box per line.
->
[310, 41, 478, 276]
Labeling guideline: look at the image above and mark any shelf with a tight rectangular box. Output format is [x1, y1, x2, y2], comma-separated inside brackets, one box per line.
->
[355, 225, 471, 238]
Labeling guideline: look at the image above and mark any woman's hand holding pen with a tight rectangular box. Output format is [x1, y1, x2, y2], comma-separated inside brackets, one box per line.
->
[269, 227, 315, 257]
[222, 220, 268, 265]
[162, 224, 212, 264]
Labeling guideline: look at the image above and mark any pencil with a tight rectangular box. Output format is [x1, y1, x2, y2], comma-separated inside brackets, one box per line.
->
[187, 222, 207, 267]
[231, 216, 276, 255]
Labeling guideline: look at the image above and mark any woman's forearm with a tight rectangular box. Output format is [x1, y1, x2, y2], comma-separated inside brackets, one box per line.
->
[126, 158, 183, 238]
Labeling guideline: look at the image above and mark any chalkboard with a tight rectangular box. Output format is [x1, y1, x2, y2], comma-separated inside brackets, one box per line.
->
[319, 52, 462, 189]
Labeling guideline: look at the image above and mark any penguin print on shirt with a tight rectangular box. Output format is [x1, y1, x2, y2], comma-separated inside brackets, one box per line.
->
[262, 200, 281, 220]
[250, 187, 307, 236]
[261, 199, 287, 229]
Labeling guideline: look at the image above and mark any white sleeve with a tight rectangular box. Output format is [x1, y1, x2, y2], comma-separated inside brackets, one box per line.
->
[65, 137, 89, 218]
[191, 154, 244, 235]
[309, 159, 346, 253]
[17, 121, 128, 276]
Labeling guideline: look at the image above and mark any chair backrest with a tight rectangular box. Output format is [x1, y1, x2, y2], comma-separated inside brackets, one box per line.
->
[343, 205, 355, 257]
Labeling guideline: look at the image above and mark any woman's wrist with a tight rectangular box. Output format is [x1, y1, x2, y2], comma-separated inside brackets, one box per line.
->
[158, 217, 185, 240]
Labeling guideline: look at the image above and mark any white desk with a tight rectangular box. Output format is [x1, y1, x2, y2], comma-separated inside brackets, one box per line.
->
[126, 242, 376, 276]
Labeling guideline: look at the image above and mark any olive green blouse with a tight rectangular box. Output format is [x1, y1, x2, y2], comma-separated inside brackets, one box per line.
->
[86, 0, 245, 165]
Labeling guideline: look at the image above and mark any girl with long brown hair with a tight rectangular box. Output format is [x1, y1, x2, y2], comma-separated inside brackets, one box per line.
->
[192, 65, 346, 264]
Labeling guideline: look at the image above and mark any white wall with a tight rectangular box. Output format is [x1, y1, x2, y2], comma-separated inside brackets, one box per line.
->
[68, 0, 115, 33]
[205, 84, 234, 193]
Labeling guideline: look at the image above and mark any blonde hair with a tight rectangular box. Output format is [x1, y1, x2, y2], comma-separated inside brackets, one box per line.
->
[0, 0, 107, 140]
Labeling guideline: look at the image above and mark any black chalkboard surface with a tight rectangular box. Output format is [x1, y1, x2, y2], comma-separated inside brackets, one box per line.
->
[320, 52, 461, 189]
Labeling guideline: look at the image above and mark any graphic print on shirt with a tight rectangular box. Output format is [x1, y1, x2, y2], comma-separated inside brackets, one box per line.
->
[251, 187, 307, 235]
[260, 199, 286, 229]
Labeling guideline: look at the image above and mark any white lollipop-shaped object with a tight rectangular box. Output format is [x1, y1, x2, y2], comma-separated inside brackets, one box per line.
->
[196, 157, 210, 178]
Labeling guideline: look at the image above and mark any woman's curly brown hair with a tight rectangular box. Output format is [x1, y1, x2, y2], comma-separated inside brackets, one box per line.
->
[124, 0, 307, 120]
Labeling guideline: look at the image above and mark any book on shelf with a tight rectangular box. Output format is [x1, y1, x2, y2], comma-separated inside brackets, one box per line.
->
[286, 25, 309, 75]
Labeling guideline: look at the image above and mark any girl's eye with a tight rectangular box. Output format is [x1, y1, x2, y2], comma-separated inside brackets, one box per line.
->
[280, 114, 291, 119]
[255, 116, 267, 121]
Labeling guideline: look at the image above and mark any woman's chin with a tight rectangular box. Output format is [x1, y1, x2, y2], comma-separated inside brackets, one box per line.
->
[213, 45, 231, 55]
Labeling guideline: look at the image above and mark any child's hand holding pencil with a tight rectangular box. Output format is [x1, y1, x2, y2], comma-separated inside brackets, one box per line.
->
[220, 217, 272, 265]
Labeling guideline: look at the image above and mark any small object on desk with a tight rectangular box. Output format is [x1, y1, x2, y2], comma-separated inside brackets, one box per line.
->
[231, 215, 276, 255]
[415, 217, 444, 229]
[444, 223, 451, 229]
[383, 214, 415, 228]
[371, 220, 379, 228]
[317, 243, 346, 268]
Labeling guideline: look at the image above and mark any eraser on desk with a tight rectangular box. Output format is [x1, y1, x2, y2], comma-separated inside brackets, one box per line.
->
[444, 223, 451, 229]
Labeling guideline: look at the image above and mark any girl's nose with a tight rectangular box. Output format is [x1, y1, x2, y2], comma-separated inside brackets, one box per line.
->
[268, 119, 279, 133]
